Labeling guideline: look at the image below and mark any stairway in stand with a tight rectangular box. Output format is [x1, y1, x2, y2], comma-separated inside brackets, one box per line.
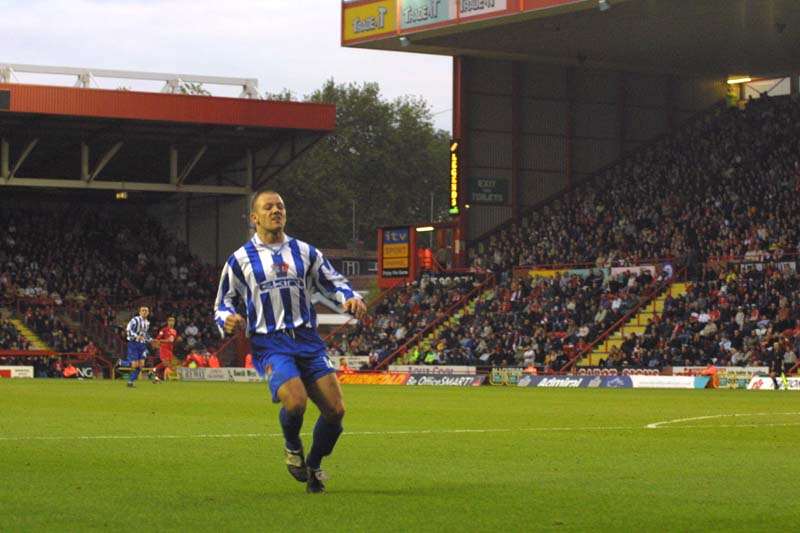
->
[4, 314, 50, 350]
[404, 288, 494, 362]
[579, 281, 689, 367]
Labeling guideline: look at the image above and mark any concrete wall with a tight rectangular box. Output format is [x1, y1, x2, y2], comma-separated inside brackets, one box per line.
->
[147, 194, 250, 268]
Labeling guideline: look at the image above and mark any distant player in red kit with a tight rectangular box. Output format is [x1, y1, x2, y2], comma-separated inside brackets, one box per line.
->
[153, 316, 179, 381]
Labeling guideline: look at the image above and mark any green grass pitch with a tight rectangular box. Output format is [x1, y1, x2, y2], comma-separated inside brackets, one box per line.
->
[1, 379, 798, 532]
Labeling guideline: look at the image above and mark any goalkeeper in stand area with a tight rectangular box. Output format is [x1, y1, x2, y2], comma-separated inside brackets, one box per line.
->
[124, 306, 158, 387]
[214, 190, 366, 494]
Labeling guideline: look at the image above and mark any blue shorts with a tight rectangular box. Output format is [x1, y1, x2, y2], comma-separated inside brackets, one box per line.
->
[250, 327, 335, 403]
[126, 341, 148, 363]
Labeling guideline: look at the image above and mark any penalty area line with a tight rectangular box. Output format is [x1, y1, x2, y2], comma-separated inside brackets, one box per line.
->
[645, 412, 800, 429]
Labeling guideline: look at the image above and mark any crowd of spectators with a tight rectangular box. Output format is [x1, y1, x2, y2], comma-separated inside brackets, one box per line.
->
[16, 302, 97, 353]
[0, 201, 220, 358]
[326, 274, 479, 362]
[404, 267, 664, 369]
[3, 95, 800, 375]
[0, 313, 31, 350]
[329, 95, 800, 371]
[598, 262, 800, 370]
[147, 300, 221, 358]
[473, 95, 800, 274]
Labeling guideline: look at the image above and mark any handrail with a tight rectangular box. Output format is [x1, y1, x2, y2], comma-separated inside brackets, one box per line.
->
[374, 273, 497, 371]
[558, 266, 688, 373]
[514, 257, 677, 272]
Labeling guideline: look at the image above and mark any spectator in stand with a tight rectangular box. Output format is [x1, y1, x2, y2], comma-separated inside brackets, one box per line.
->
[183, 322, 200, 350]
[338, 357, 354, 374]
[184, 349, 206, 368]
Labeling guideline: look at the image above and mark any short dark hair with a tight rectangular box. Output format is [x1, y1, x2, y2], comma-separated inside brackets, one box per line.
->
[250, 190, 281, 213]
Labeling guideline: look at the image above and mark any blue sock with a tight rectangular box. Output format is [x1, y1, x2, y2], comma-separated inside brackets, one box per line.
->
[129, 368, 141, 383]
[306, 416, 343, 470]
[279, 407, 304, 451]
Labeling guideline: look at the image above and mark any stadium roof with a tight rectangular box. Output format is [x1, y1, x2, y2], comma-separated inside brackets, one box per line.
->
[0, 79, 335, 196]
[343, 0, 800, 77]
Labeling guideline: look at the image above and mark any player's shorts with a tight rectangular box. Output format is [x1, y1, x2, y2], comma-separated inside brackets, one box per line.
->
[158, 350, 174, 363]
[126, 341, 148, 363]
[250, 327, 335, 403]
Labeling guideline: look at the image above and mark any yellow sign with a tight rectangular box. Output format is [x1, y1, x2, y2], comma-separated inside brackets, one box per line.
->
[383, 257, 409, 268]
[528, 269, 568, 279]
[449, 140, 459, 215]
[343, 1, 397, 42]
[383, 243, 409, 258]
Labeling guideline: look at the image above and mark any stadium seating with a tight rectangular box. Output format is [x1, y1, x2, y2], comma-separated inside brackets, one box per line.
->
[0, 203, 220, 360]
[3, 95, 800, 374]
[333, 95, 800, 371]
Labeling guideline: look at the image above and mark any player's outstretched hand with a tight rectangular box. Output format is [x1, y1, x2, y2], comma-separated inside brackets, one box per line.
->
[224, 313, 246, 334]
[344, 297, 367, 319]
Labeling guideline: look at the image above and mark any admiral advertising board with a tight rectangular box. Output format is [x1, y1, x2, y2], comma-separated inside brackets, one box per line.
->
[516, 375, 711, 389]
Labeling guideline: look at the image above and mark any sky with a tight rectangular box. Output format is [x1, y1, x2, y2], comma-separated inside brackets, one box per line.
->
[1, 0, 453, 131]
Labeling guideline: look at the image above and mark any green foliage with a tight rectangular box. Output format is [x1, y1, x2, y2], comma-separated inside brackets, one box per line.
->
[270, 79, 450, 249]
[263, 88, 296, 101]
[2, 381, 800, 532]
[178, 82, 211, 96]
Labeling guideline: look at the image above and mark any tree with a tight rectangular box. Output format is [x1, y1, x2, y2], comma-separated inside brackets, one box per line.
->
[268, 79, 450, 249]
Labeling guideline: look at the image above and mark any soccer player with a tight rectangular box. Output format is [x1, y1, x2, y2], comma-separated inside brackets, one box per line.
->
[769, 341, 787, 390]
[153, 316, 179, 380]
[214, 190, 366, 494]
[125, 306, 153, 388]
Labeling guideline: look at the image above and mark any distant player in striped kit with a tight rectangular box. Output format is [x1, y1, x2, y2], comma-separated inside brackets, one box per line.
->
[125, 306, 153, 388]
[214, 190, 366, 493]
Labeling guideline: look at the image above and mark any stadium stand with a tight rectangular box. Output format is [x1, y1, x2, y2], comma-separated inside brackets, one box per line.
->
[331, 94, 800, 372]
[0, 312, 31, 350]
[0, 201, 222, 364]
[3, 96, 800, 376]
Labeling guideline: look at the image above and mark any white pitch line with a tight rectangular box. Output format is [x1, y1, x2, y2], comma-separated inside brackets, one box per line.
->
[645, 412, 800, 429]
[2, 417, 799, 442]
[0, 426, 633, 442]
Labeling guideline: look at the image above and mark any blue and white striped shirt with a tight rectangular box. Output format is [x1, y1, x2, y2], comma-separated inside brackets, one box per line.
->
[126, 316, 151, 342]
[214, 233, 360, 337]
